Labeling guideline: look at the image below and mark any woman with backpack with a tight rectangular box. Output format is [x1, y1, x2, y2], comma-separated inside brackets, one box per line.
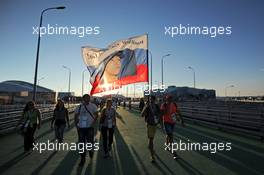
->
[51, 99, 70, 143]
[100, 99, 117, 158]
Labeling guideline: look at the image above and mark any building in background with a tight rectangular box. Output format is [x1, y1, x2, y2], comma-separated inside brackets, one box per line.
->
[0, 80, 56, 105]
[57, 92, 77, 103]
[148, 85, 216, 101]
[166, 86, 216, 101]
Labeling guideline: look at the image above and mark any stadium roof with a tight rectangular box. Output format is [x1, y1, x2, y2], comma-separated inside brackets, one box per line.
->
[0, 80, 55, 93]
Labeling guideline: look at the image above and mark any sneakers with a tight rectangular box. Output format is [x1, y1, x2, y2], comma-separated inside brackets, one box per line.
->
[150, 156, 156, 163]
[173, 152, 179, 160]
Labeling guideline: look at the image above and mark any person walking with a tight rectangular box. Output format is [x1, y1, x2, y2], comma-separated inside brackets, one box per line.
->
[51, 99, 70, 143]
[100, 99, 117, 158]
[141, 95, 161, 162]
[139, 98, 145, 112]
[17, 101, 41, 152]
[128, 99, 132, 110]
[74, 94, 98, 166]
[161, 95, 184, 159]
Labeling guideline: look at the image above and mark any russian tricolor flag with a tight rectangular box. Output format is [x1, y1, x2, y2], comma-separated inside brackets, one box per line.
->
[82, 34, 148, 95]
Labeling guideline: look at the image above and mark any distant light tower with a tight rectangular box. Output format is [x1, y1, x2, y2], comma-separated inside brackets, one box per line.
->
[37, 77, 45, 86]
[62, 65, 71, 106]
[161, 54, 171, 87]
[188, 66, 196, 88]
[225, 85, 235, 99]
[82, 69, 88, 96]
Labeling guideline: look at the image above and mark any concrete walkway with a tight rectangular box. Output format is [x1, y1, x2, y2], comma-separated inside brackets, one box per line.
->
[0, 108, 263, 175]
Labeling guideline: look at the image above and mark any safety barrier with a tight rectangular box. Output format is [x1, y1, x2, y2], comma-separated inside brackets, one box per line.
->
[130, 101, 264, 139]
[177, 103, 264, 139]
[0, 104, 78, 134]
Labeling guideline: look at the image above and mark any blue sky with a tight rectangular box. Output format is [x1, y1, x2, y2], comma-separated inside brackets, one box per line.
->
[0, 0, 263, 96]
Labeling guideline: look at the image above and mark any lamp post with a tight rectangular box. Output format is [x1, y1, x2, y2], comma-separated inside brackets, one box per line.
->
[32, 6, 65, 101]
[188, 66, 196, 88]
[225, 85, 235, 100]
[161, 54, 171, 87]
[62, 65, 71, 106]
[82, 69, 88, 96]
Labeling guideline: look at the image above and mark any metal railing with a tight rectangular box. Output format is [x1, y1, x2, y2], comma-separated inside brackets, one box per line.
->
[177, 103, 264, 139]
[129, 101, 264, 139]
[0, 104, 78, 134]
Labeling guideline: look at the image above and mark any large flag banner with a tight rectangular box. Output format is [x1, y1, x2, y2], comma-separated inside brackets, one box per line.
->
[82, 34, 148, 95]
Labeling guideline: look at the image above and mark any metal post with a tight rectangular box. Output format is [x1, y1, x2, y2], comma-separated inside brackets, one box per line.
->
[188, 66, 196, 88]
[32, 6, 65, 101]
[82, 69, 87, 96]
[63, 65, 71, 107]
[161, 54, 171, 88]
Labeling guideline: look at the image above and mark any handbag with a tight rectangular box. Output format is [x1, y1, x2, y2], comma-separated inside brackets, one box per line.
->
[20, 111, 31, 133]
[171, 113, 178, 123]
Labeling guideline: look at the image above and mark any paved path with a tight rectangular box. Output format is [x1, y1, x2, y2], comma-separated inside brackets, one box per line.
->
[0, 108, 264, 175]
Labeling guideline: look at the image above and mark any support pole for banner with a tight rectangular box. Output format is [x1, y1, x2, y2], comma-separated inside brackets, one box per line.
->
[133, 83, 136, 98]
[146, 34, 151, 98]
[149, 51, 153, 96]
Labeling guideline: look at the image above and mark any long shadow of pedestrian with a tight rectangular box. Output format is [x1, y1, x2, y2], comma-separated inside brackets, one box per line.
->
[116, 113, 126, 125]
[173, 127, 264, 175]
[50, 149, 79, 175]
[10, 120, 76, 153]
[177, 158, 204, 175]
[30, 151, 57, 175]
[130, 146, 151, 175]
[0, 151, 31, 174]
[155, 153, 175, 175]
[86, 127, 141, 175]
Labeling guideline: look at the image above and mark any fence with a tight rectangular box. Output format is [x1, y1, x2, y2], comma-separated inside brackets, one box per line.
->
[131, 101, 264, 139]
[0, 104, 78, 134]
[177, 103, 264, 139]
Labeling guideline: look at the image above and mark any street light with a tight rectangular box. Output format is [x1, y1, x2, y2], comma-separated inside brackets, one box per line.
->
[82, 69, 88, 96]
[161, 54, 171, 87]
[62, 65, 71, 105]
[225, 85, 235, 99]
[32, 6, 66, 101]
[188, 66, 196, 88]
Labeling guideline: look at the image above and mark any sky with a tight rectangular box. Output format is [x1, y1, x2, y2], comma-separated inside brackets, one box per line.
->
[0, 0, 263, 97]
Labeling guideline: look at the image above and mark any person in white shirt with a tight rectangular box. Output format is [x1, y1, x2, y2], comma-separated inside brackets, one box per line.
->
[74, 94, 98, 166]
[100, 99, 117, 158]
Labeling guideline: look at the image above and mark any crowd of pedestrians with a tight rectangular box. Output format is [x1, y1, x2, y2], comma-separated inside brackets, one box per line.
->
[16, 93, 184, 166]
